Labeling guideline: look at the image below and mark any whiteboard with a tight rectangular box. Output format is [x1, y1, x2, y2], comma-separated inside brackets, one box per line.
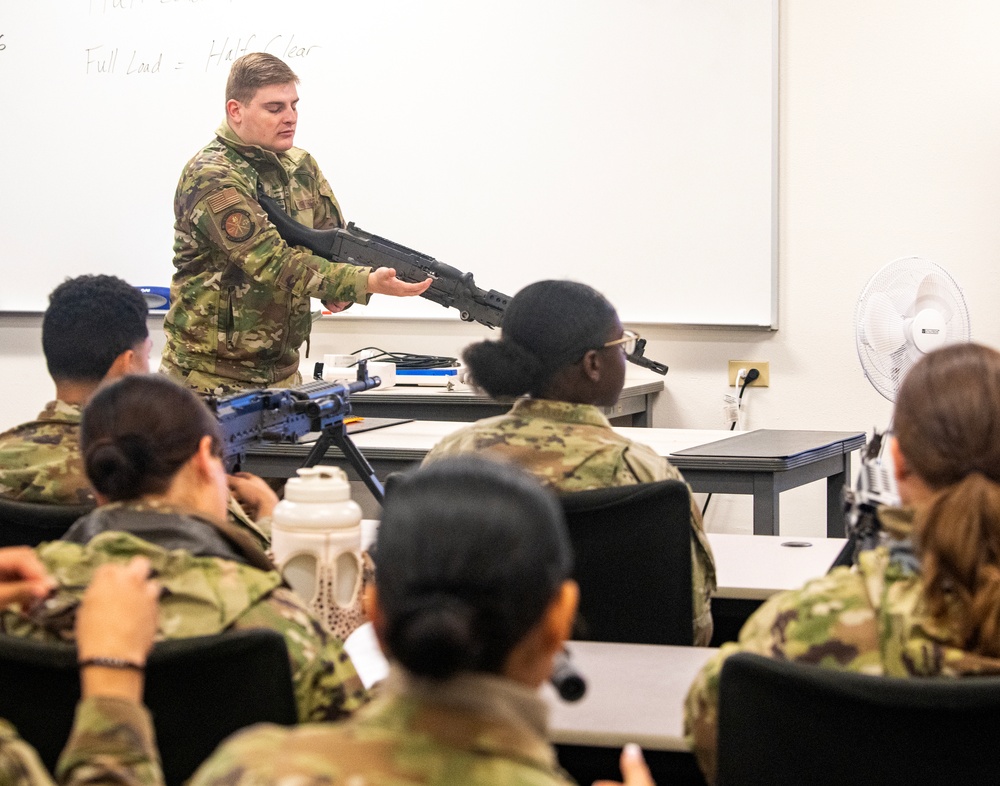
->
[0, 0, 777, 327]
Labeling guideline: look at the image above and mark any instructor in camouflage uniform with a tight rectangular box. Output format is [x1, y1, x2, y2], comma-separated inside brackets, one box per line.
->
[161, 52, 430, 395]
[684, 342, 1000, 784]
[423, 280, 716, 647]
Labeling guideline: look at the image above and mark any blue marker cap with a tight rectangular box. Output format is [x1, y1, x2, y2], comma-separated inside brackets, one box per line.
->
[137, 286, 170, 311]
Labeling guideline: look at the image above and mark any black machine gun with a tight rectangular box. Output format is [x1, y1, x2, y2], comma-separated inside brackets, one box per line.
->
[207, 361, 386, 503]
[256, 184, 510, 329]
[257, 184, 670, 376]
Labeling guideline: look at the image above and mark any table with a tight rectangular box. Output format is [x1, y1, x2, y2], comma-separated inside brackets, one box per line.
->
[666, 429, 865, 537]
[349, 375, 664, 427]
[544, 640, 716, 751]
[546, 641, 715, 784]
[707, 533, 848, 600]
[344, 618, 713, 752]
[244, 423, 864, 537]
[342, 623, 715, 785]
[706, 532, 847, 647]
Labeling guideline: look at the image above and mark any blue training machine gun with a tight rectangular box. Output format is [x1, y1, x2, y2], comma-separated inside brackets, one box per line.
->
[207, 361, 386, 503]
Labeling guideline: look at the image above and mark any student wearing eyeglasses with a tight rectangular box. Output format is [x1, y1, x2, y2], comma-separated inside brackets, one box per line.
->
[423, 279, 715, 646]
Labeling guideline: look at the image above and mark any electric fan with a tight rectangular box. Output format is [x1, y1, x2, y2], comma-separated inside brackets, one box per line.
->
[842, 257, 971, 563]
[855, 256, 971, 401]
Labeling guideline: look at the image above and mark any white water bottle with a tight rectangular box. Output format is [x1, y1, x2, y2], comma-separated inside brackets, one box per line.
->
[271, 466, 364, 638]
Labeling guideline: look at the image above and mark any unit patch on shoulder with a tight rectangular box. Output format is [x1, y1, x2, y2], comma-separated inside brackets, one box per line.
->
[222, 208, 255, 242]
[207, 187, 241, 214]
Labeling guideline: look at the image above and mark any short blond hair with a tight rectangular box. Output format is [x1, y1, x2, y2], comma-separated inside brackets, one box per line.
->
[226, 52, 299, 104]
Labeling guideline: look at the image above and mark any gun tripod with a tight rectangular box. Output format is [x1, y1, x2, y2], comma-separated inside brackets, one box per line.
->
[302, 421, 386, 504]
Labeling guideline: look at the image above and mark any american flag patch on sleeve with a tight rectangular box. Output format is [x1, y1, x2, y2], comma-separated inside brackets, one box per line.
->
[207, 187, 241, 214]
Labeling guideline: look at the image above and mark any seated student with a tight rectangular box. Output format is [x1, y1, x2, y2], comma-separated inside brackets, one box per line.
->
[0, 273, 274, 549]
[187, 456, 654, 786]
[0, 548, 164, 786]
[423, 280, 716, 646]
[0, 375, 367, 724]
[684, 342, 1000, 784]
[0, 275, 150, 506]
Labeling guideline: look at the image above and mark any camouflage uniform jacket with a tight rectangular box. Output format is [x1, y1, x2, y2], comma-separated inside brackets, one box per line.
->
[0, 523, 367, 724]
[162, 122, 373, 395]
[188, 666, 575, 786]
[0, 404, 268, 550]
[0, 697, 163, 786]
[684, 528, 1000, 784]
[423, 398, 717, 646]
[0, 401, 94, 506]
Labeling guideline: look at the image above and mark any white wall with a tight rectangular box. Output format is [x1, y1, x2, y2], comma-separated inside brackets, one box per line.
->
[3, 0, 998, 536]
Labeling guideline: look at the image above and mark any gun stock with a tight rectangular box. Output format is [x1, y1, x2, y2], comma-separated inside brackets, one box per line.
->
[256, 185, 509, 329]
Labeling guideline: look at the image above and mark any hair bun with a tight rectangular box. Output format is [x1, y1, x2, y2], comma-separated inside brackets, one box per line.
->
[388, 593, 484, 680]
[84, 433, 154, 500]
[463, 339, 546, 398]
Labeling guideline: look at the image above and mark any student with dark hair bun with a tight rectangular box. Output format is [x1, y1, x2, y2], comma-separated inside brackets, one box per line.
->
[0, 375, 368, 725]
[187, 456, 654, 786]
[424, 280, 716, 646]
[375, 456, 574, 684]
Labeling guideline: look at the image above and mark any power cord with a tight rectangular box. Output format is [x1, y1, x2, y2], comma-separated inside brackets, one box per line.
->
[701, 367, 761, 518]
[312, 346, 460, 380]
[350, 346, 460, 370]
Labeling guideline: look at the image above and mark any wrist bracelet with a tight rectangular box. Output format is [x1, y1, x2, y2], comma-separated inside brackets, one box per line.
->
[78, 657, 145, 672]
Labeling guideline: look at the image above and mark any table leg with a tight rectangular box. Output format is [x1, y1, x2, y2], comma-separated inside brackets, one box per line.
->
[632, 394, 652, 428]
[826, 451, 851, 537]
[752, 474, 780, 536]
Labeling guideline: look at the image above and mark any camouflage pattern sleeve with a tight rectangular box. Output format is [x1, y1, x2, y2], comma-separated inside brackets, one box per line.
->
[0, 403, 95, 507]
[683, 563, 880, 784]
[176, 158, 370, 307]
[225, 496, 271, 549]
[230, 587, 368, 722]
[55, 698, 164, 786]
[0, 718, 56, 786]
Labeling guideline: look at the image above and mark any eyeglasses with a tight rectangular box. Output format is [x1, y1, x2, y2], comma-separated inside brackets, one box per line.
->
[602, 329, 640, 356]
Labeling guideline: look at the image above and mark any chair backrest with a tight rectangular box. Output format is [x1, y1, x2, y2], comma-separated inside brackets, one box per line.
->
[0, 629, 298, 786]
[717, 651, 1000, 786]
[558, 479, 693, 645]
[0, 496, 93, 547]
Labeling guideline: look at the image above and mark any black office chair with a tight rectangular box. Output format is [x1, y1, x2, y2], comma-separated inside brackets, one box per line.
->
[558, 479, 693, 645]
[716, 651, 1000, 785]
[0, 629, 298, 786]
[0, 496, 93, 547]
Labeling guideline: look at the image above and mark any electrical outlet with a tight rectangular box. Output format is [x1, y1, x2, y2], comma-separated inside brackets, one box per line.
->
[728, 360, 770, 387]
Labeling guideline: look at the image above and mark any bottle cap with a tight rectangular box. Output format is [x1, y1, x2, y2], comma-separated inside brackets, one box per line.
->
[283, 466, 353, 503]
